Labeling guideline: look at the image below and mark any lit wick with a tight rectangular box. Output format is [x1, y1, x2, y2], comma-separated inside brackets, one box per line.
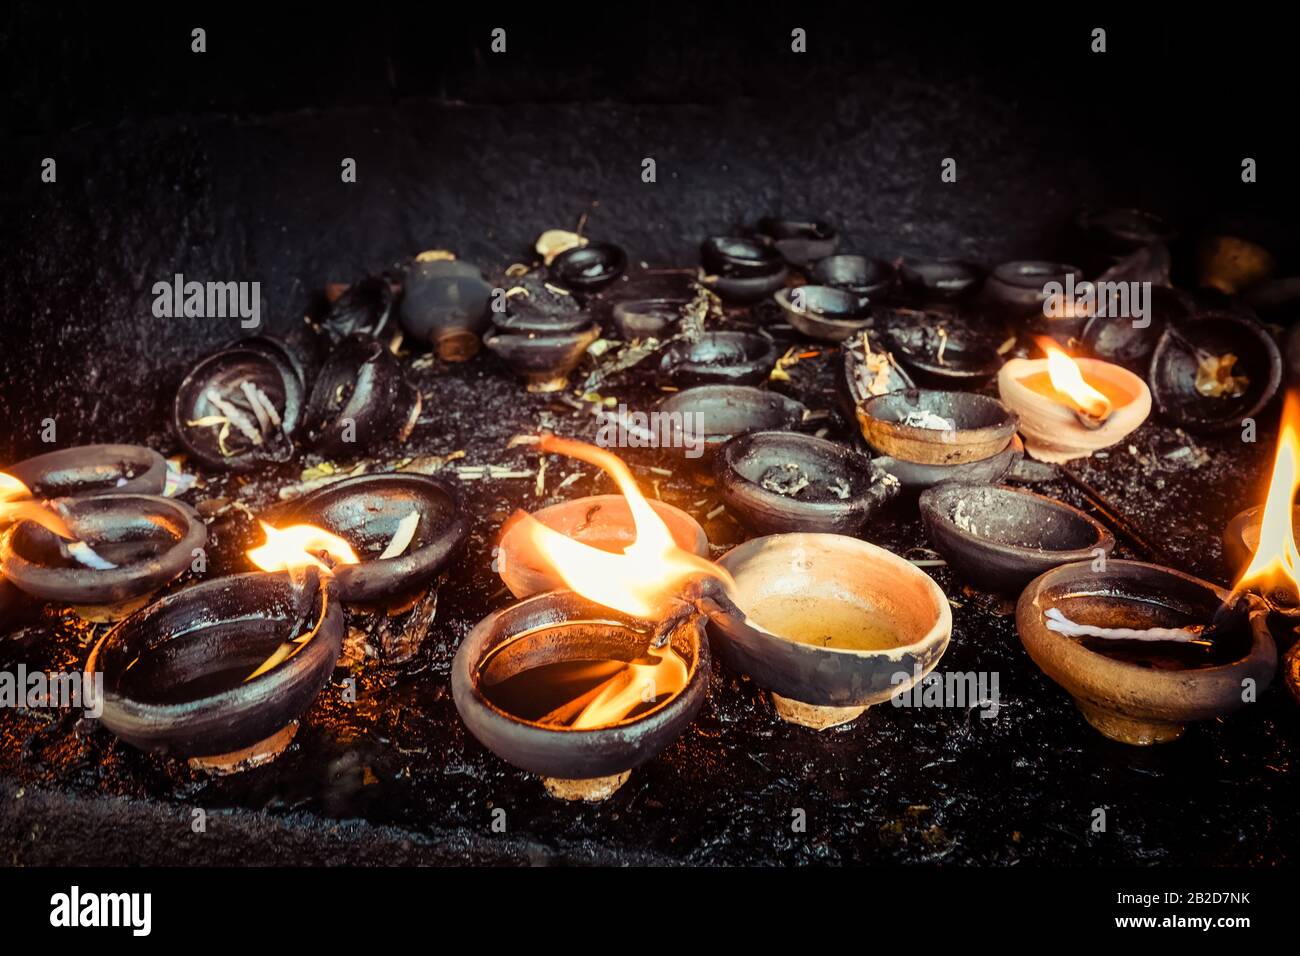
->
[1037, 338, 1113, 427]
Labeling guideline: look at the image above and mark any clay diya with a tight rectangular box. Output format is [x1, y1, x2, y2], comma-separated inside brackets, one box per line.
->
[856, 389, 1019, 465]
[654, 385, 808, 461]
[898, 258, 983, 302]
[321, 274, 395, 340]
[174, 337, 305, 471]
[920, 483, 1114, 593]
[269, 474, 469, 603]
[998, 344, 1151, 463]
[715, 432, 899, 535]
[549, 242, 627, 293]
[0, 494, 205, 604]
[1147, 313, 1281, 433]
[711, 533, 951, 729]
[452, 589, 711, 801]
[303, 333, 422, 454]
[399, 255, 492, 360]
[984, 260, 1084, 317]
[610, 297, 688, 341]
[1017, 560, 1275, 745]
[656, 331, 777, 387]
[774, 286, 872, 342]
[490, 302, 594, 334]
[84, 569, 345, 770]
[885, 321, 1003, 390]
[810, 254, 895, 304]
[755, 217, 839, 267]
[871, 435, 1024, 493]
[5, 444, 166, 498]
[1077, 208, 1176, 259]
[836, 332, 915, 423]
[699, 237, 789, 303]
[484, 322, 602, 392]
[1080, 286, 1192, 373]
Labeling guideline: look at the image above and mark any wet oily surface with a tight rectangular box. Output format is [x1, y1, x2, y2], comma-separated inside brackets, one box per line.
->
[1, 335, 1297, 867]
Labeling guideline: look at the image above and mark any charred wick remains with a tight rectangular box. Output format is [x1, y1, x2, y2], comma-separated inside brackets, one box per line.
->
[3, 5, 1300, 880]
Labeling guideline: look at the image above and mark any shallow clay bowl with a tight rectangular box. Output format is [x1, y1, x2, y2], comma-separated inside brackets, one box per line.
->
[6, 444, 167, 498]
[984, 260, 1083, 315]
[712, 533, 951, 729]
[1079, 285, 1192, 372]
[655, 385, 808, 460]
[774, 286, 871, 342]
[716, 432, 900, 535]
[857, 389, 1018, 464]
[810, 254, 895, 303]
[0, 494, 206, 604]
[701, 236, 783, 277]
[920, 483, 1115, 592]
[549, 242, 627, 293]
[656, 331, 778, 387]
[886, 326, 1003, 390]
[1147, 313, 1282, 433]
[1017, 560, 1275, 745]
[873, 435, 1023, 492]
[85, 571, 345, 759]
[451, 589, 710, 790]
[484, 323, 602, 392]
[496, 494, 709, 599]
[898, 258, 983, 301]
[611, 297, 687, 340]
[273, 473, 470, 603]
[755, 217, 839, 267]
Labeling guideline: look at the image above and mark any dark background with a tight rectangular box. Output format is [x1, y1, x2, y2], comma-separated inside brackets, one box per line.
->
[3, 2, 1298, 460]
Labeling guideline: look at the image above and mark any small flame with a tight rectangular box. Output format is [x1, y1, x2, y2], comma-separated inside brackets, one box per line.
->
[247, 521, 359, 573]
[0, 472, 73, 539]
[1236, 391, 1300, 603]
[511, 435, 732, 619]
[570, 644, 689, 729]
[1037, 338, 1113, 421]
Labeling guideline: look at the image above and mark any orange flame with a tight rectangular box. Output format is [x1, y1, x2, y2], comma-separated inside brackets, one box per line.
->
[514, 435, 731, 619]
[247, 521, 359, 573]
[1037, 338, 1113, 420]
[1236, 391, 1300, 602]
[0, 472, 73, 539]
[570, 645, 688, 729]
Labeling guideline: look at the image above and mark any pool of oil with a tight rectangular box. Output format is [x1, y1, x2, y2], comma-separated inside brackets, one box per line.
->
[746, 594, 907, 650]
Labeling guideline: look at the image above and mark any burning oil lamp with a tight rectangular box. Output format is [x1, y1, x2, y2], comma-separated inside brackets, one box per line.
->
[454, 436, 724, 800]
[303, 333, 422, 455]
[257, 474, 470, 603]
[5, 444, 167, 498]
[84, 567, 345, 772]
[997, 339, 1151, 463]
[711, 532, 951, 729]
[1017, 560, 1275, 745]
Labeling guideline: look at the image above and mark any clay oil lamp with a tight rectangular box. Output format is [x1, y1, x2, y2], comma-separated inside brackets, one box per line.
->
[257, 473, 470, 603]
[710, 532, 951, 729]
[754, 217, 839, 268]
[873, 435, 1024, 494]
[497, 494, 708, 599]
[654, 385, 809, 465]
[303, 333, 421, 455]
[774, 286, 872, 343]
[610, 297, 688, 341]
[656, 331, 778, 387]
[484, 321, 602, 392]
[1147, 312, 1282, 433]
[998, 338, 1151, 463]
[1076, 208, 1176, 262]
[836, 330, 914, 423]
[490, 301, 594, 335]
[0, 490, 205, 606]
[715, 431, 899, 535]
[856, 388, 1018, 465]
[699, 237, 789, 304]
[1080, 286, 1192, 373]
[398, 253, 492, 361]
[320, 274, 395, 341]
[84, 566, 345, 772]
[810, 254, 895, 305]
[884, 319, 1003, 390]
[5, 444, 166, 498]
[897, 258, 983, 302]
[1017, 560, 1275, 745]
[174, 337, 305, 472]
[454, 437, 722, 800]
[983, 260, 1084, 318]
[920, 483, 1114, 593]
[548, 242, 627, 294]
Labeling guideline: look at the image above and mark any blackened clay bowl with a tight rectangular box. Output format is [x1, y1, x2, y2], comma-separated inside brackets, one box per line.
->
[716, 431, 899, 535]
[273, 473, 470, 603]
[873, 434, 1023, 493]
[322, 274, 395, 340]
[755, 217, 839, 267]
[838, 333, 915, 422]
[549, 242, 627, 293]
[712, 533, 951, 729]
[1017, 560, 1275, 745]
[983, 260, 1084, 316]
[701, 236, 782, 277]
[610, 297, 688, 341]
[898, 258, 983, 301]
[654, 385, 808, 460]
[885, 324, 1003, 390]
[303, 333, 422, 454]
[774, 286, 872, 342]
[484, 322, 602, 392]
[399, 257, 492, 361]
[1147, 313, 1282, 433]
[6, 444, 167, 498]
[919, 483, 1114, 593]
[451, 589, 711, 800]
[656, 331, 778, 387]
[857, 389, 1018, 465]
[85, 571, 345, 761]
[811, 254, 895, 304]
[1080, 286, 1192, 373]
[0, 494, 206, 604]
[496, 495, 708, 599]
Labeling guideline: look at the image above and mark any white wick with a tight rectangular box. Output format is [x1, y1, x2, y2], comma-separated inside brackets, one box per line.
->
[1044, 607, 1201, 644]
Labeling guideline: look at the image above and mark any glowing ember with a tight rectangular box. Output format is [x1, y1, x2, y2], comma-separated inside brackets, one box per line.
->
[247, 521, 359, 573]
[509, 435, 732, 619]
[0, 472, 73, 539]
[1035, 338, 1113, 422]
[1236, 391, 1300, 604]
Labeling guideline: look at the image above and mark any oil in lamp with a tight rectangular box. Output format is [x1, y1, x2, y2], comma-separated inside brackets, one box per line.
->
[997, 338, 1151, 462]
